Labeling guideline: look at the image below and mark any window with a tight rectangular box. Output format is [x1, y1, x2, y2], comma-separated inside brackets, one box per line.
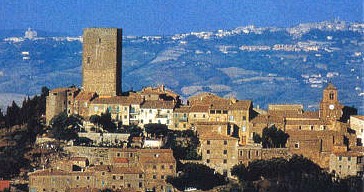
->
[87, 56, 90, 64]
[338, 156, 342, 161]
[224, 140, 227, 145]
[130, 153, 133, 157]
[170, 165, 174, 169]
[223, 110, 228, 114]
[203, 114, 206, 118]
[76, 176, 80, 180]
[294, 142, 299, 149]
[167, 110, 170, 113]
[223, 159, 227, 164]
[207, 140, 210, 145]
[242, 116, 247, 121]
[161, 175, 165, 179]
[175, 124, 178, 128]
[358, 157, 363, 163]
[207, 150, 210, 154]
[98, 38, 102, 43]
[149, 119, 152, 123]
[127, 184, 131, 188]
[117, 153, 120, 157]
[113, 175, 116, 180]
[239, 151, 243, 157]
[216, 110, 222, 114]
[141, 119, 144, 123]
[210, 110, 215, 114]
[161, 165, 165, 169]
[329, 92, 334, 100]
[167, 120, 170, 124]
[348, 157, 351, 161]
[298, 126, 302, 130]
[183, 124, 186, 128]
[310, 126, 314, 130]
[149, 109, 152, 113]
[87, 176, 90, 180]
[139, 182, 143, 188]
[124, 107, 128, 111]
[102, 172, 105, 175]
[194, 114, 197, 118]
[120, 176, 123, 180]
[223, 150, 227, 155]
[153, 165, 157, 169]
[139, 174, 143, 178]
[229, 116, 234, 121]
[256, 151, 259, 156]
[124, 115, 127, 119]
[153, 175, 157, 179]
[207, 159, 210, 163]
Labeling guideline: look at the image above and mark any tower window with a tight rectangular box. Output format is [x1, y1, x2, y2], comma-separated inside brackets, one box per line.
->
[329, 92, 334, 100]
[98, 38, 101, 43]
[87, 56, 90, 64]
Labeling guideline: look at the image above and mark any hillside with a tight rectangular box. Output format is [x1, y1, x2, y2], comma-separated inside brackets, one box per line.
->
[0, 20, 363, 112]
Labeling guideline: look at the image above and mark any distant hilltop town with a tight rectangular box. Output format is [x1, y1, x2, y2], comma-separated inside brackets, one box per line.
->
[25, 27, 364, 191]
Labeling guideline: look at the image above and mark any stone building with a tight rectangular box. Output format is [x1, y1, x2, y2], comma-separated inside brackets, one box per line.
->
[45, 87, 79, 125]
[82, 28, 122, 97]
[196, 123, 239, 177]
[329, 148, 364, 178]
[350, 115, 364, 146]
[28, 148, 176, 192]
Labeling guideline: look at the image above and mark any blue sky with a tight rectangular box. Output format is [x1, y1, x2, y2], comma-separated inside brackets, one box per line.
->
[0, 0, 362, 36]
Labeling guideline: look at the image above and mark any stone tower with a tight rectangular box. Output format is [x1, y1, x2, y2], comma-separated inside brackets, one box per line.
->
[82, 28, 122, 97]
[319, 83, 343, 121]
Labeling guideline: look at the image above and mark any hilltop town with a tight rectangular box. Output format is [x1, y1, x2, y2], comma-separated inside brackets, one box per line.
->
[0, 27, 363, 191]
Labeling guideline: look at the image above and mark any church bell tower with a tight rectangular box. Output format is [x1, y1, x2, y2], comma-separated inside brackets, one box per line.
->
[319, 83, 343, 121]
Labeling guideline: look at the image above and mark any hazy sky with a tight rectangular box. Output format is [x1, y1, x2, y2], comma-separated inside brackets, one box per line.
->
[0, 0, 362, 36]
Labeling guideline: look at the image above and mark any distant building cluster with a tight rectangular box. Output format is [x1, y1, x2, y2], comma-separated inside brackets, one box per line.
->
[31, 28, 364, 191]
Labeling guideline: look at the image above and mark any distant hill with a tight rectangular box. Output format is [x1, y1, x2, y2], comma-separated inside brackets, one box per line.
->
[0, 20, 363, 113]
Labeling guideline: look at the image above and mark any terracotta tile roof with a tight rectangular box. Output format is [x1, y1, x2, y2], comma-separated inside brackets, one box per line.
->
[138, 149, 176, 164]
[268, 110, 319, 119]
[92, 95, 143, 105]
[268, 104, 303, 111]
[190, 105, 209, 113]
[250, 114, 284, 124]
[140, 100, 176, 109]
[113, 157, 129, 164]
[140, 85, 179, 98]
[174, 106, 191, 113]
[188, 93, 251, 111]
[0, 180, 10, 190]
[75, 91, 97, 101]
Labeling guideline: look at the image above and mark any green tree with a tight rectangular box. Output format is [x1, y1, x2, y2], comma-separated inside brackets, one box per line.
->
[144, 123, 168, 138]
[261, 125, 289, 148]
[167, 163, 227, 191]
[50, 112, 81, 141]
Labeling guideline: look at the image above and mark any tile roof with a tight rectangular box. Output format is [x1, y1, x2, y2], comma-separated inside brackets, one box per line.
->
[189, 105, 209, 113]
[50, 87, 78, 93]
[91, 95, 143, 105]
[140, 100, 176, 109]
[113, 157, 129, 164]
[75, 91, 97, 101]
[138, 149, 176, 164]
[174, 106, 191, 113]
